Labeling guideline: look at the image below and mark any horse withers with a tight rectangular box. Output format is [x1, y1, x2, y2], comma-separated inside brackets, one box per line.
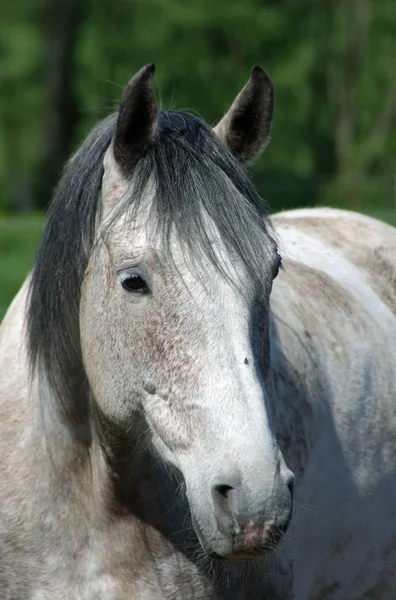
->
[1, 65, 396, 599]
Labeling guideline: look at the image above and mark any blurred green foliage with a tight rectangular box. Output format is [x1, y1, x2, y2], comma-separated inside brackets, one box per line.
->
[1, 0, 395, 214]
[0, 218, 43, 318]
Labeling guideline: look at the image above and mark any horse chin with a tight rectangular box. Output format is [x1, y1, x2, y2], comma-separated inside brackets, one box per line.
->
[192, 519, 265, 563]
[192, 513, 285, 563]
[204, 541, 276, 563]
[207, 550, 269, 562]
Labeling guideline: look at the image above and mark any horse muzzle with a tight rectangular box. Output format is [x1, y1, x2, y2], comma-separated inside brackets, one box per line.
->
[188, 472, 295, 560]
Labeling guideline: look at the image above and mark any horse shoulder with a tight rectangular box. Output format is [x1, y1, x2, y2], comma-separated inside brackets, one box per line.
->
[270, 208, 396, 598]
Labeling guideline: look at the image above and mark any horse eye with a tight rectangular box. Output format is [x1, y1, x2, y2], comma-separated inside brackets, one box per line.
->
[121, 274, 148, 293]
[273, 253, 282, 279]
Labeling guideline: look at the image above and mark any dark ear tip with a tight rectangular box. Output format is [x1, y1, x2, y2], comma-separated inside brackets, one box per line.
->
[251, 65, 272, 86]
[146, 63, 156, 77]
[138, 63, 156, 81]
[251, 65, 264, 77]
[126, 64, 156, 89]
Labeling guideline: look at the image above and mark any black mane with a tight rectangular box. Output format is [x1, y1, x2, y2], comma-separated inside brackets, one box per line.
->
[28, 110, 274, 433]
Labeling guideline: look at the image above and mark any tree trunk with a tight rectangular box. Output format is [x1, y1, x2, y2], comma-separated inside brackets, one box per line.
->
[37, 0, 86, 209]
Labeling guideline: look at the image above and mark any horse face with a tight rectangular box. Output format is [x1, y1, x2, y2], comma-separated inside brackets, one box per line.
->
[80, 200, 293, 560]
[79, 64, 294, 560]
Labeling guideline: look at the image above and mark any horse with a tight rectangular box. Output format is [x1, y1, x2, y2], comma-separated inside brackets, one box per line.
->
[1, 64, 396, 599]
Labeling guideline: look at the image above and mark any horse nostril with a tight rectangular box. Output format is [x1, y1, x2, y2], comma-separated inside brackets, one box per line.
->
[282, 475, 295, 534]
[211, 483, 238, 536]
[287, 475, 295, 500]
[213, 484, 233, 499]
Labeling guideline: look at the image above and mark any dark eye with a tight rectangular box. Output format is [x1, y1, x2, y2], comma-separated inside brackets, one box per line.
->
[273, 253, 282, 279]
[121, 274, 148, 293]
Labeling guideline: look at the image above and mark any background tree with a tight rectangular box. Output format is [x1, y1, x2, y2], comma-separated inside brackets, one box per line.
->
[36, 0, 86, 209]
[0, 0, 395, 214]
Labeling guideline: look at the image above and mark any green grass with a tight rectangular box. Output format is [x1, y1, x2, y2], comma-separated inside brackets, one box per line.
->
[0, 217, 44, 320]
[1, 209, 396, 322]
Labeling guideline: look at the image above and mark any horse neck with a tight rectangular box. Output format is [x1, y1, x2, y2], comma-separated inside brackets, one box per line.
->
[267, 285, 318, 477]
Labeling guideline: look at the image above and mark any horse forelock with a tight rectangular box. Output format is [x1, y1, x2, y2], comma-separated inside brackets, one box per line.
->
[27, 109, 275, 433]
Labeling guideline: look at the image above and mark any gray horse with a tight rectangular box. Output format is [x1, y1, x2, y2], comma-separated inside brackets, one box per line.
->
[1, 64, 396, 599]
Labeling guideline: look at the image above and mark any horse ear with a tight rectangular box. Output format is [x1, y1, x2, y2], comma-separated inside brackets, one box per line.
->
[113, 63, 158, 171]
[214, 66, 274, 165]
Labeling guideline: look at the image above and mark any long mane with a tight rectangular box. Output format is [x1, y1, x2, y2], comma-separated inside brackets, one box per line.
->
[28, 110, 274, 433]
